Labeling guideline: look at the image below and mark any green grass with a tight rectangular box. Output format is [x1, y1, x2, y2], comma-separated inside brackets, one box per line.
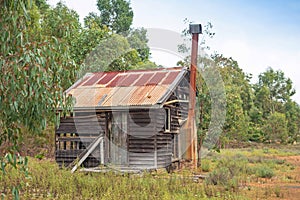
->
[0, 158, 250, 200]
[201, 159, 211, 172]
[1, 144, 299, 199]
[254, 165, 275, 178]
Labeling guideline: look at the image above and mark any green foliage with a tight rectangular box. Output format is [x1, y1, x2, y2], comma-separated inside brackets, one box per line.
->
[80, 34, 132, 75]
[1, 154, 28, 176]
[284, 100, 300, 142]
[202, 146, 296, 196]
[79, 3, 152, 71]
[193, 53, 300, 145]
[179, 20, 299, 145]
[216, 156, 249, 177]
[1, 0, 299, 197]
[201, 159, 211, 172]
[34, 0, 49, 12]
[0, 158, 210, 199]
[2, 146, 298, 199]
[213, 54, 253, 142]
[72, 12, 111, 66]
[41, 1, 151, 73]
[205, 155, 250, 192]
[0, 0, 152, 153]
[0, 0, 77, 197]
[42, 2, 81, 41]
[196, 56, 226, 157]
[257, 68, 295, 103]
[96, 0, 133, 33]
[0, 153, 28, 200]
[262, 112, 288, 143]
[255, 165, 274, 178]
[127, 28, 150, 61]
[136, 61, 157, 69]
[34, 153, 44, 160]
[252, 68, 299, 143]
[0, 157, 257, 199]
[109, 49, 142, 71]
[79, 32, 154, 74]
[206, 167, 231, 185]
[41, 2, 84, 70]
[0, 0, 76, 145]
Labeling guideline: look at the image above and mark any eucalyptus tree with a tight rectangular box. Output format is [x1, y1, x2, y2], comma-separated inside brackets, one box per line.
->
[96, 0, 133, 33]
[0, 0, 77, 197]
[254, 68, 298, 143]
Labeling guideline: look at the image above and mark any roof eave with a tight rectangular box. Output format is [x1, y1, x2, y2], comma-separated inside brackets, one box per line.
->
[70, 104, 162, 112]
[157, 67, 188, 104]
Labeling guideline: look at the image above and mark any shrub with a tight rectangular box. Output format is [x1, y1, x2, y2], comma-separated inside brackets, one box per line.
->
[274, 186, 282, 198]
[274, 159, 285, 165]
[201, 159, 211, 172]
[217, 158, 249, 177]
[263, 148, 269, 154]
[256, 166, 274, 178]
[206, 167, 231, 185]
[248, 156, 263, 163]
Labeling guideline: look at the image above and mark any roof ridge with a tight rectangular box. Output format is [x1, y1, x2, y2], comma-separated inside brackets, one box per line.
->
[91, 66, 184, 74]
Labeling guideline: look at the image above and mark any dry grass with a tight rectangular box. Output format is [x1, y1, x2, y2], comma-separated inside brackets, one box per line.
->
[1, 144, 300, 199]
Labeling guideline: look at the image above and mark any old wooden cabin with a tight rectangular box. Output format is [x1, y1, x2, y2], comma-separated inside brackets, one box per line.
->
[55, 67, 196, 171]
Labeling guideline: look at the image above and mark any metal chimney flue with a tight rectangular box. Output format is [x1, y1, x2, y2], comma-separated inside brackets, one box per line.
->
[187, 23, 202, 168]
[189, 24, 202, 70]
[189, 24, 202, 34]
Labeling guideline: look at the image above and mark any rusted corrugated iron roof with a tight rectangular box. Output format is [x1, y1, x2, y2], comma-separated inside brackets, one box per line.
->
[66, 67, 187, 109]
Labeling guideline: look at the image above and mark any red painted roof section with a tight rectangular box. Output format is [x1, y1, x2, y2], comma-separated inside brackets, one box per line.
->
[119, 74, 141, 86]
[146, 72, 167, 85]
[83, 73, 104, 86]
[97, 72, 118, 85]
[106, 74, 127, 87]
[162, 71, 180, 84]
[134, 73, 154, 86]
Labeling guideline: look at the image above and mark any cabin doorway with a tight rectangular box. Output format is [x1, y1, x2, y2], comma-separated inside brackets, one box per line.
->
[106, 112, 128, 166]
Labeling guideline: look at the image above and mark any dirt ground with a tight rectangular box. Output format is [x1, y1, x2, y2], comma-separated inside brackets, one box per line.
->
[247, 155, 300, 200]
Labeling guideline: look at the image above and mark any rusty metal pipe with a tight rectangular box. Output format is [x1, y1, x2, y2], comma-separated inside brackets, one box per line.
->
[187, 24, 202, 168]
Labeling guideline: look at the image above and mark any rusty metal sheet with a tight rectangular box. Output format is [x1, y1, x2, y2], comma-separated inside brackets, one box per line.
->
[107, 74, 127, 87]
[65, 67, 186, 108]
[139, 85, 169, 105]
[125, 85, 156, 106]
[162, 71, 180, 84]
[133, 73, 154, 86]
[99, 85, 160, 107]
[71, 87, 112, 107]
[117, 85, 168, 106]
[101, 86, 136, 107]
[146, 72, 167, 85]
[97, 72, 118, 85]
[119, 74, 141, 86]
[83, 73, 105, 86]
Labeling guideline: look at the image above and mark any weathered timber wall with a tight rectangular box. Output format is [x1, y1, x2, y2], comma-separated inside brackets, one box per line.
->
[128, 109, 157, 168]
[55, 112, 106, 167]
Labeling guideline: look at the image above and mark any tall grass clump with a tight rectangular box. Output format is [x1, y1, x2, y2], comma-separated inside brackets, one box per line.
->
[201, 159, 211, 172]
[255, 165, 274, 178]
[205, 156, 251, 191]
[1, 158, 222, 199]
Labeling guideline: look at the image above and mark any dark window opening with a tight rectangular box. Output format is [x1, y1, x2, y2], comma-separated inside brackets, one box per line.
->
[165, 108, 171, 132]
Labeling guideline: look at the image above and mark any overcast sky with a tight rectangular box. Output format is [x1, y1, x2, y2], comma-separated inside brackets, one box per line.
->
[48, 0, 300, 103]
